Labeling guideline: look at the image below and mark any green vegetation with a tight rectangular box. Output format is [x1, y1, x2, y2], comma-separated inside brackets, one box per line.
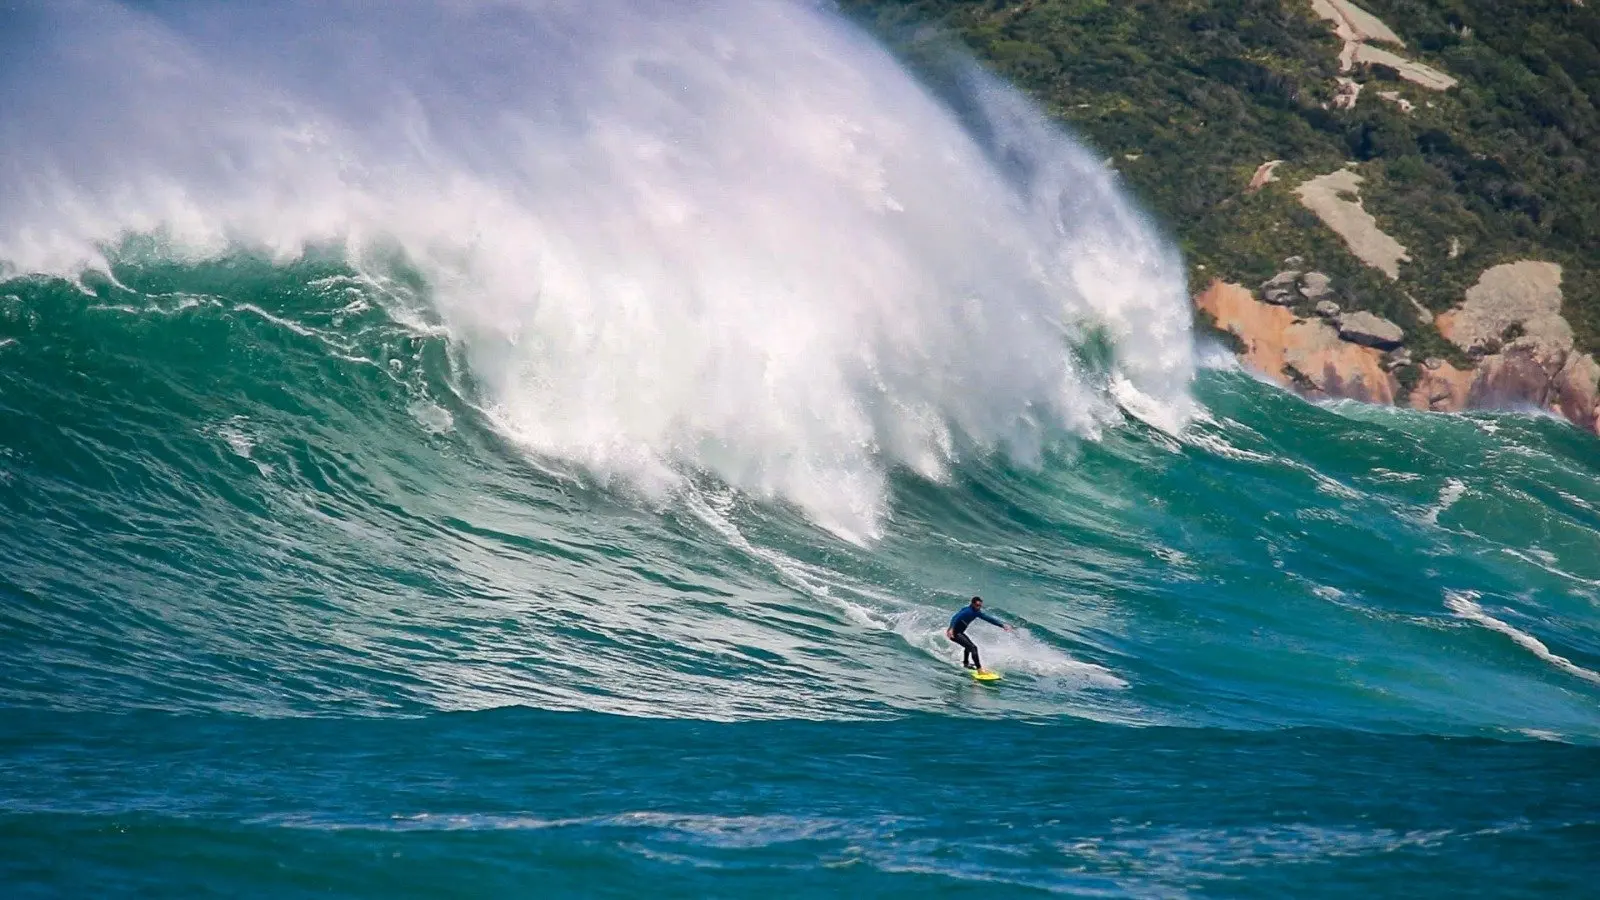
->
[838, 0, 1600, 356]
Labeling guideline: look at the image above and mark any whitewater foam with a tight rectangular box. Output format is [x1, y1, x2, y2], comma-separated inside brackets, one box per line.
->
[0, 0, 1195, 539]
[885, 609, 1126, 689]
[1423, 478, 1468, 525]
[681, 485, 1127, 691]
[1501, 548, 1600, 590]
[1446, 591, 1600, 686]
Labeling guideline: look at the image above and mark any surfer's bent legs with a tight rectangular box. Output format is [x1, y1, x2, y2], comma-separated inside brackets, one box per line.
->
[950, 631, 981, 670]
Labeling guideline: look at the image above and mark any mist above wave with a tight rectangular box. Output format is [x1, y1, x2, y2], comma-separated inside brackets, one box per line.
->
[0, 0, 1194, 539]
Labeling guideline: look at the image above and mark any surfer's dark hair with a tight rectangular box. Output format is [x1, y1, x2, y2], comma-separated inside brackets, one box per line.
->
[971, 596, 982, 604]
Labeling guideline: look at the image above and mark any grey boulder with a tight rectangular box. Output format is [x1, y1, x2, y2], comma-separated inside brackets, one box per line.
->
[1382, 347, 1413, 371]
[1299, 271, 1334, 303]
[1260, 270, 1301, 305]
[1336, 311, 1405, 350]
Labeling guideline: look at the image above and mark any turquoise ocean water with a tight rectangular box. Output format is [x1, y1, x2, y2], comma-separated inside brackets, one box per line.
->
[2, 1, 1598, 896]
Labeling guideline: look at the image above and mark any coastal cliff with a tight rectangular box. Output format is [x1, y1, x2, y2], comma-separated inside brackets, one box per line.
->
[1199, 261, 1600, 433]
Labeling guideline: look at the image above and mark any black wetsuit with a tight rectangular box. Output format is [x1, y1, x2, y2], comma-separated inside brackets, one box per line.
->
[948, 606, 1005, 670]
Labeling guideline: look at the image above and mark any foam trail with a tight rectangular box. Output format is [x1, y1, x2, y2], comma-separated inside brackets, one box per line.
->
[0, 0, 1195, 539]
[1446, 592, 1600, 686]
[884, 610, 1126, 688]
[682, 490, 1125, 688]
[1423, 478, 1468, 525]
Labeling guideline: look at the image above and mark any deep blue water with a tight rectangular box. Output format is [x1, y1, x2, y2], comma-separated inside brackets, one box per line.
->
[5, 709, 1597, 898]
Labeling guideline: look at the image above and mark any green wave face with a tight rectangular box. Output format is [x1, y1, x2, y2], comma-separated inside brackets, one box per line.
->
[3, 254, 1597, 738]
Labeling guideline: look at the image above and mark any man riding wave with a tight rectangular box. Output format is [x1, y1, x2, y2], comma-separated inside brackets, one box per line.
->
[946, 595, 1013, 671]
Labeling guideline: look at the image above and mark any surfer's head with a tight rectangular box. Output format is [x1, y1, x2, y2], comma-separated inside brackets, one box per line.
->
[970, 596, 983, 609]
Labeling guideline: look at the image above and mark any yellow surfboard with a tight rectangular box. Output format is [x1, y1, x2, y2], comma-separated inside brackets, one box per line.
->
[971, 669, 1002, 682]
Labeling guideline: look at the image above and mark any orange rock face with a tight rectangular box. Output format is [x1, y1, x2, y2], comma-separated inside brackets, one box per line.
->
[1197, 277, 1600, 435]
[1554, 353, 1600, 432]
[1430, 261, 1599, 432]
[1408, 360, 1474, 413]
[1195, 280, 1397, 404]
[1411, 345, 1600, 432]
[1195, 280, 1295, 373]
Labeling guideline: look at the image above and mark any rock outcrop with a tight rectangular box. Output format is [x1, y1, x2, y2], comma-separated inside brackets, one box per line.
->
[1555, 353, 1600, 432]
[1255, 270, 1338, 308]
[1410, 358, 1475, 413]
[1180, 7, 1597, 435]
[1260, 270, 1301, 304]
[1308, 0, 1458, 91]
[1295, 170, 1411, 279]
[1247, 160, 1284, 192]
[1410, 344, 1596, 432]
[1333, 77, 1364, 110]
[1436, 261, 1569, 357]
[1350, 44, 1458, 91]
[1300, 272, 1335, 304]
[1198, 280, 1398, 404]
[1429, 262, 1599, 430]
[1335, 311, 1404, 350]
[1198, 260, 1600, 435]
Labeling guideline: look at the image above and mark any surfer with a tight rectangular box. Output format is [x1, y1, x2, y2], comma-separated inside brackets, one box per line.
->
[946, 596, 1012, 671]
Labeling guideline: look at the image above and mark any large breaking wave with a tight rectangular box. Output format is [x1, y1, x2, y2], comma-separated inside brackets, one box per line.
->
[0, 0, 1192, 540]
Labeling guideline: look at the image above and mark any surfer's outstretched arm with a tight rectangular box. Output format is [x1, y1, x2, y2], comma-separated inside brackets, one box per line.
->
[979, 611, 1013, 630]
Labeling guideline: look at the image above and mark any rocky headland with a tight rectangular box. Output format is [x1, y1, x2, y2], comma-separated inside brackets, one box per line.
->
[1198, 260, 1600, 433]
[1191, 1, 1600, 435]
[840, 0, 1600, 437]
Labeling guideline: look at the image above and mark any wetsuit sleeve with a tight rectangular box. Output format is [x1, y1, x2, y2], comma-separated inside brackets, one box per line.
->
[978, 611, 1005, 627]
